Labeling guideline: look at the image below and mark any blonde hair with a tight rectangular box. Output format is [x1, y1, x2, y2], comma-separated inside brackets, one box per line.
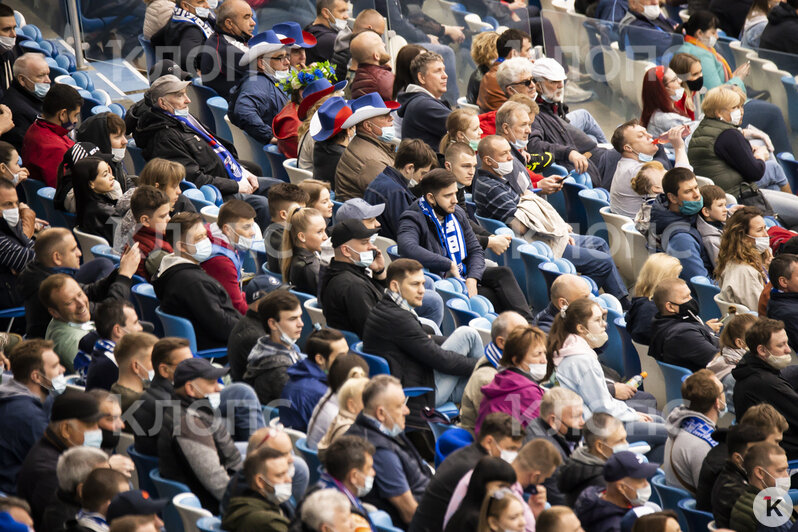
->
[440, 108, 478, 153]
[298, 179, 331, 210]
[471, 31, 499, 68]
[139, 158, 185, 188]
[630, 161, 666, 196]
[508, 92, 539, 116]
[337, 376, 369, 412]
[702, 86, 742, 118]
[634, 253, 683, 298]
[280, 207, 325, 280]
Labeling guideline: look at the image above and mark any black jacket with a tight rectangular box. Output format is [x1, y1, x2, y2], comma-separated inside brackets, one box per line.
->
[199, 29, 250, 100]
[85, 341, 118, 391]
[524, 417, 571, 506]
[760, 3, 798, 72]
[0, 79, 42, 151]
[227, 309, 266, 382]
[710, 0, 755, 39]
[77, 190, 117, 243]
[40, 488, 81, 532]
[17, 426, 70, 530]
[151, 17, 209, 73]
[626, 296, 657, 345]
[17, 260, 133, 338]
[396, 89, 451, 152]
[0, 217, 33, 308]
[133, 106, 241, 196]
[767, 289, 798, 353]
[648, 313, 719, 371]
[409, 442, 488, 532]
[131, 374, 173, 456]
[76, 113, 133, 190]
[362, 295, 477, 425]
[710, 459, 747, 528]
[695, 433, 727, 512]
[151, 256, 241, 350]
[319, 259, 385, 337]
[304, 23, 339, 64]
[312, 140, 345, 189]
[733, 352, 798, 458]
[345, 413, 431, 526]
[288, 247, 321, 297]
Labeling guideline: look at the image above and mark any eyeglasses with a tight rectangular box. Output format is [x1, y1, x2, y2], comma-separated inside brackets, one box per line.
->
[510, 78, 534, 87]
[270, 54, 290, 63]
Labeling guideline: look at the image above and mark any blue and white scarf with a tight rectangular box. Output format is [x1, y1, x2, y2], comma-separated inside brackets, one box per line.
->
[172, 6, 214, 39]
[418, 198, 467, 277]
[485, 342, 502, 368]
[681, 416, 718, 448]
[164, 110, 243, 181]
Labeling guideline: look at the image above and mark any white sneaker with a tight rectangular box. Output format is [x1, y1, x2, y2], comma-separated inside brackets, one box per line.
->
[564, 83, 594, 103]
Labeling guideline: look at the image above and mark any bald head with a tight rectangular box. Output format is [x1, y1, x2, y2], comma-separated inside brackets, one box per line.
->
[13, 53, 50, 93]
[353, 9, 385, 35]
[246, 427, 294, 457]
[491, 311, 528, 349]
[216, 0, 255, 39]
[350, 30, 389, 65]
[550, 274, 592, 311]
[477, 135, 508, 160]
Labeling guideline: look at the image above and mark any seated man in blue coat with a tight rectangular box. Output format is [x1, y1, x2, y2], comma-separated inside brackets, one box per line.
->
[397, 52, 452, 152]
[229, 30, 294, 145]
[279, 328, 349, 432]
[397, 168, 534, 321]
[618, 0, 680, 61]
[364, 138, 438, 242]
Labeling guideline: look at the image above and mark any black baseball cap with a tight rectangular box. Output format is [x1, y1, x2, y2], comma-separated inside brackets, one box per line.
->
[51, 390, 103, 423]
[106, 490, 169, 522]
[603, 451, 660, 482]
[330, 219, 380, 248]
[173, 358, 229, 389]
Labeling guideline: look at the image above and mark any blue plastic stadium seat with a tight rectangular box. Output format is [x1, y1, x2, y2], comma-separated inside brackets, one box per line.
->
[578, 188, 610, 242]
[127, 445, 159, 495]
[149, 469, 190, 532]
[651, 474, 690, 531]
[296, 437, 321, 485]
[689, 275, 721, 322]
[351, 342, 391, 376]
[264, 144, 289, 182]
[658, 361, 692, 408]
[207, 96, 232, 143]
[156, 306, 227, 359]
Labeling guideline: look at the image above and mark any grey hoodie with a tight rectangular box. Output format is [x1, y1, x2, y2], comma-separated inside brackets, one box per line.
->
[663, 405, 716, 493]
[696, 216, 723, 270]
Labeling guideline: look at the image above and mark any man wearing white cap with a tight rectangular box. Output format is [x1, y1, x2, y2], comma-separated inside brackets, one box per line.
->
[335, 92, 400, 202]
[529, 57, 611, 186]
[229, 30, 294, 146]
[132, 74, 271, 229]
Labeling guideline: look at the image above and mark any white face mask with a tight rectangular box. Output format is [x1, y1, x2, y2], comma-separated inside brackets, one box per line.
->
[500, 448, 518, 464]
[275, 323, 298, 347]
[730, 108, 743, 126]
[2, 207, 19, 227]
[642, 4, 661, 19]
[357, 472, 374, 497]
[174, 107, 190, 117]
[46, 373, 67, 394]
[274, 69, 290, 81]
[332, 17, 348, 31]
[206, 391, 221, 409]
[752, 235, 769, 252]
[585, 330, 609, 349]
[492, 158, 514, 176]
[0, 35, 15, 52]
[345, 245, 374, 268]
[195, 6, 211, 18]
[626, 483, 651, 506]
[707, 35, 718, 48]
[83, 429, 103, 448]
[525, 363, 548, 382]
[765, 348, 792, 370]
[111, 147, 126, 162]
[189, 238, 213, 261]
[272, 482, 293, 502]
[670, 87, 685, 102]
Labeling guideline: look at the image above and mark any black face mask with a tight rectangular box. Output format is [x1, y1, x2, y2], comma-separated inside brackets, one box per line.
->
[686, 76, 704, 92]
[564, 426, 583, 443]
[673, 298, 700, 319]
[428, 197, 450, 217]
[101, 428, 120, 451]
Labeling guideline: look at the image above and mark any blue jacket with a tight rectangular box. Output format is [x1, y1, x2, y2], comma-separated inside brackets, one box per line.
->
[278, 358, 328, 432]
[596, 0, 628, 22]
[0, 379, 50, 494]
[648, 194, 711, 281]
[626, 296, 657, 345]
[229, 71, 288, 145]
[397, 86, 451, 151]
[534, 302, 558, 333]
[767, 289, 798, 353]
[574, 485, 632, 532]
[397, 200, 486, 280]
[364, 166, 416, 242]
[618, 10, 680, 61]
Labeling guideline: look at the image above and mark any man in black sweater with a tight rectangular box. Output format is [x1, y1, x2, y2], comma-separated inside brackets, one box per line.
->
[410, 412, 523, 532]
[0, 52, 48, 150]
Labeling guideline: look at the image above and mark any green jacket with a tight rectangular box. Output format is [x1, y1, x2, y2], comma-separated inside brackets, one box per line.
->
[222, 491, 289, 532]
[676, 42, 746, 93]
[44, 319, 94, 372]
[687, 117, 745, 192]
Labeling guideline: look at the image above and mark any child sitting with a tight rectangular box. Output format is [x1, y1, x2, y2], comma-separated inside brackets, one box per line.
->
[265, 183, 309, 273]
[696, 184, 728, 270]
[201, 199, 258, 315]
[706, 313, 757, 414]
[631, 160, 666, 235]
[128, 185, 173, 280]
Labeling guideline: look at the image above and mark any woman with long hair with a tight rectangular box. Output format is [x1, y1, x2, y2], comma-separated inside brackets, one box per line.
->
[476, 488, 527, 532]
[640, 65, 695, 138]
[707, 312, 757, 411]
[740, 0, 779, 48]
[392, 44, 427, 100]
[547, 298, 667, 461]
[439, 108, 482, 153]
[474, 325, 547, 433]
[716, 206, 772, 311]
[443, 456, 517, 532]
[626, 253, 683, 344]
[72, 156, 118, 243]
[280, 207, 328, 295]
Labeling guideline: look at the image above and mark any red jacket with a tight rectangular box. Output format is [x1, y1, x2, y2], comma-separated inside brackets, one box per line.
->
[200, 224, 248, 315]
[350, 63, 395, 102]
[22, 119, 75, 188]
[273, 102, 299, 159]
[129, 225, 173, 281]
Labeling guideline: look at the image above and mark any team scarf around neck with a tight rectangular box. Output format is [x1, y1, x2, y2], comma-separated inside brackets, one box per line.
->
[684, 35, 732, 81]
[681, 416, 718, 448]
[164, 110, 243, 181]
[172, 6, 214, 38]
[418, 197, 467, 276]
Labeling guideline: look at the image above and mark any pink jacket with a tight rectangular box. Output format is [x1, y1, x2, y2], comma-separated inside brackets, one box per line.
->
[474, 367, 545, 434]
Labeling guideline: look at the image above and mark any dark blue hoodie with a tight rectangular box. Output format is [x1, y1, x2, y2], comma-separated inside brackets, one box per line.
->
[648, 194, 711, 281]
[574, 485, 630, 532]
[278, 358, 328, 432]
[397, 85, 451, 151]
[0, 378, 51, 494]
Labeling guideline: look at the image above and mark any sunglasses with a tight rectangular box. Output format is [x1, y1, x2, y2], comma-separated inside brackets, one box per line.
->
[510, 78, 534, 87]
[270, 54, 290, 62]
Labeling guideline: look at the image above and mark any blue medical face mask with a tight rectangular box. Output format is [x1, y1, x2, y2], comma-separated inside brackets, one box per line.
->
[379, 411, 403, 438]
[379, 125, 396, 143]
[679, 198, 704, 215]
[33, 82, 50, 99]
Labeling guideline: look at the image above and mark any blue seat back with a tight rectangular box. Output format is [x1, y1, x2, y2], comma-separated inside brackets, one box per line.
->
[351, 342, 391, 376]
[296, 437, 321, 485]
[386, 245, 401, 262]
[37, 186, 76, 228]
[264, 144, 289, 182]
[597, 308, 624, 377]
[783, 75, 798, 132]
[91, 245, 121, 265]
[131, 283, 164, 337]
[434, 281, 470, 335]
[155, 306, 199, 354]
[689, 275, 721, 322]
[578, 188, 610, 243]
[200, 184, 223, 206]
[149, 469, 190, 532]
[183, 189, 214, 210]
[678, 498, 713, 532]
[562, 179, 590, 231]
[475, 214, 508, 234]
[614, 317, 642, 379]
[518, 243, 552, 311]
[289, 290, 314, 346]
[126, 445, 159, 495]
[777, 152, 798, 194]
[207, 96, 232, 143]
[435, 427, 473, 467]
[446, 298, 480, 328]
[504, 237, 528, 296]
[21, 178, 45, 217]
[188, 79, 219, 133]
[126, 140, 147, 175]
[651, 474, 690, 531]
[658, 361, 692, 409]
[469, 295, 494, 316]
